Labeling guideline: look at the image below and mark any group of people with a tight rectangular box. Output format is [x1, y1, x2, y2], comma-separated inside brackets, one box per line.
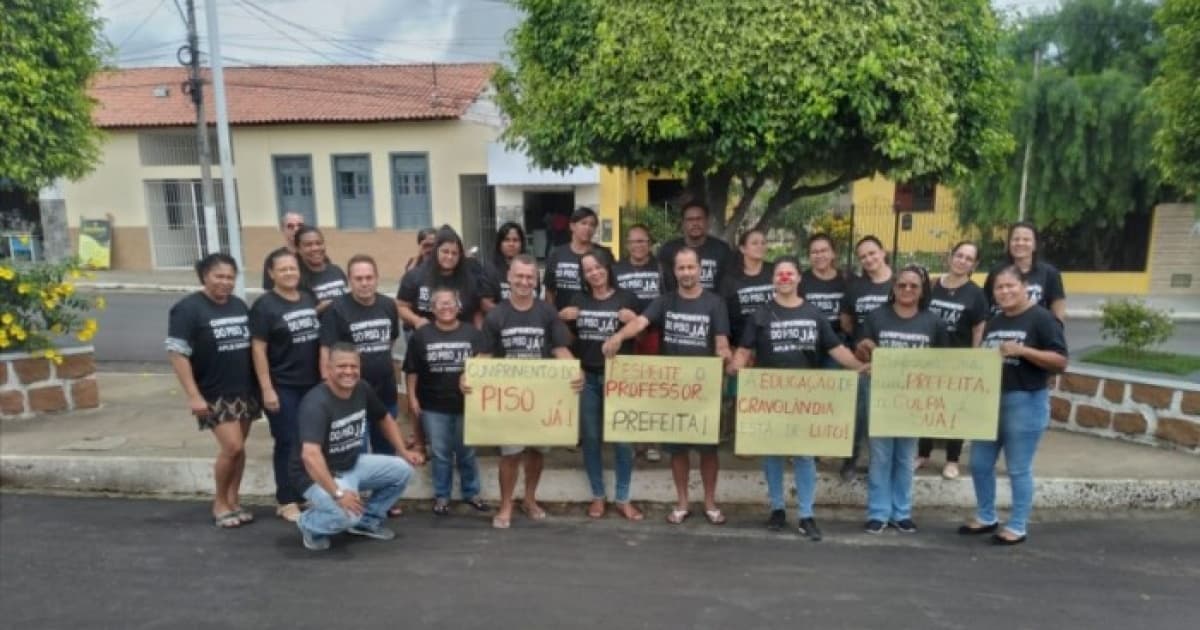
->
[166, 203, 1067, 551]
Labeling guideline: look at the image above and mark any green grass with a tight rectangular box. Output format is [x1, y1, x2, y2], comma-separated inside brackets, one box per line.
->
[1080, 346, 1200, 376]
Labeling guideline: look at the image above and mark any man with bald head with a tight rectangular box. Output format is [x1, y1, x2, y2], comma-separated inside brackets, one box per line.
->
[263, 212, 306, 290]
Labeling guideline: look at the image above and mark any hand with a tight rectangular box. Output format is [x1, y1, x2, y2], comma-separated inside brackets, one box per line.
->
[569, 371, 584, 393]
[725, 360, 739, 376]
[408, 400, 421, 421]
[999, 341, 1025, 358]
[401, 449, 426, 467]
[316, 299, 332, 314]
[416, 317, 430, 329]
[337, 489, 364, 517]
[559, 306, 580, 321]
[858, 363, 872, 376]
[262, 388, 280, 413]
[188, 395, 209, 417]
[601, 337, 621, 358]
[459, 373, 473, 395]
[854, 340, 876, 363]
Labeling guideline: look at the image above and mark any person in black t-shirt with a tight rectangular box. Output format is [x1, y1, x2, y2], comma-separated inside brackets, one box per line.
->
[250, 249, 322, 522]
[962, 265, 1067, 546]
[857, 265, 950, 536]
[261, 211, 305, 291]
[919, 241, 989, 479]
[466, 254, 581, 529]
[614, 223, 665, 462]
[403, 287, 491, 516]
[294, 226, 348, 311]
[482, 221, 536, 306]
[657, 200, 733, 292]
[604, 247, 733, 526]
[801, 233, 848, 333]
[982, 221, 1066, 322]
[559, 252, 643, 521]
[838, 235, 895, 480]
[543, 207, 614, 310]
[720, 228, 775, 347]
[730, 256, 865, 540]
[293, 342, 425, 551]
[166, 253, 261, 529]
[403, 227, 437, 275]
[319, 254, 402, 462]
[397, 226, 487, 330]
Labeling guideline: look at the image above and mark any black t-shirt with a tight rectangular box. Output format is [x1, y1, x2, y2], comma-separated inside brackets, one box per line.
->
[402, 323, 487, 414]
[800, 269, 847, 325]
[613, 259, 662, 313]
[569, 289, 639, 372]
[640, 290, 730, 356]
[481, 259, 542, 303]
[248, 291, 321, 387]
[166, 292, 255, 400]
[657, 237, 733, 292]
[482, 300, 571, 359]
[928, 278, 989, 348]
[982, 305, 1068, 391]
[720, 263, 774, 342]
[841, 275, 894, 341]
[861, 307, 950, 350]
[738, 301, 844, 369]
[983, 261, 1066, 315]
[396, 261, 484, 325]
[290, 381, 388, 493]
[543, 243, 615, 310]
[319, 294, 399, 405]
[301, 264, 349, 303]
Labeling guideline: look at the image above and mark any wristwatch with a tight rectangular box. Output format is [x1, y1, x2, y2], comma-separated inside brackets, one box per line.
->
[333, 488, 345, 500]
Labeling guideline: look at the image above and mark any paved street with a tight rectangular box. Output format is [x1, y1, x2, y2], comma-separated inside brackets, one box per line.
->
[1, 493, 1197, 629]
[86, 292, 1200, 370]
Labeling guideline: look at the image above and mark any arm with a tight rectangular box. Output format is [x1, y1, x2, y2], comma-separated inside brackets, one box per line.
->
[840, 312, 855, 337]
[544, 287, 557, 307]
[396, 299, 429, 329]
[551, 347, 584, 392]
[378, 413, 426, 466]
[406, 372, 420, 419]
[971, 321, 985, 347]
[301, 442, 363, 516]
[715, 335, 733, 367]
[829, 345, 867, 372]
[250, 339, 279, 413]
[617, 308, 637, 324]
[1049, 299, 1066, 323]
[731, 347, 752, 373]
[601, 315, 650, 357]
[1001, 343, 1068, 372]
[167, 352, 208, 416]
[559, 306, 580, 321]
[318, 346, 331, 381]
[481, 297, 496, 314]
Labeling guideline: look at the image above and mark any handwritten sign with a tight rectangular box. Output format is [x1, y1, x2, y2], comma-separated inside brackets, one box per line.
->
[868, 348, 1002, 439]
[603, 355, 722, 444]
[463, 358, 581, 446]
[734, 368, 859, 456]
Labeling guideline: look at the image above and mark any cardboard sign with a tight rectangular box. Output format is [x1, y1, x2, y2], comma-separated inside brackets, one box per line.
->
[734, 368, 859, 456]
[603, 355, 722, 444]
[463, 358, 581, 446]
[868, 348, 1002, 439]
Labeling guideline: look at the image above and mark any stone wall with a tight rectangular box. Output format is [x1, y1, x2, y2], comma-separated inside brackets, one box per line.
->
[0, 347, 98, 420]
[1051, 366, 1200, 454]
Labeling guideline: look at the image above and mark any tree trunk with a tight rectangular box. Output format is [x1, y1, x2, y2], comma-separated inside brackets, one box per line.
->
[683, 166, 735, 238]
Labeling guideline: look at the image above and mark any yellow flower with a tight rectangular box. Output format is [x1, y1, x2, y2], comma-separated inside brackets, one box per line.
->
[0, 332, 8, 348]
[0, 266, 13, 280]
[50, 323, 64, 333]
[12, 328, 26, 342]
[43, 299, 58, 311]
[9, 323, 24, 337]
[0, 313, 12, 325]
[69, 269, 81, 280]
[84, 318, 98, 329]
[58, 283, 75, 297]
[17, 283, 31, 294]
[42, 349, 63, 365]
[77, 329, 94, 342]
[94, 296, 106, 310]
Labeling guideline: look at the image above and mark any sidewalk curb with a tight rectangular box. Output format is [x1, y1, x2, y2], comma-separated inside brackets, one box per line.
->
[3, 454, 1197, 510]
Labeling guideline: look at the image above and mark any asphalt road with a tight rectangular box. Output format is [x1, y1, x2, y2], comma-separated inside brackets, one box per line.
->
[85, 291, 1200, 371]
[0, 493, 1197, 630]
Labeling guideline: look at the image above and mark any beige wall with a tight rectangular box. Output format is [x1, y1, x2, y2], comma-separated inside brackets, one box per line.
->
[1148, 203, 1200, 295]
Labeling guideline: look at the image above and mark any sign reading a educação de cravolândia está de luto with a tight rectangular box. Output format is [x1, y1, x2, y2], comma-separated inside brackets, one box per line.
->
[603, 355, 722, 444]
[463, 358, 581, 446]
[868, 348, 1002, 440]
[734, 368, 859, 457]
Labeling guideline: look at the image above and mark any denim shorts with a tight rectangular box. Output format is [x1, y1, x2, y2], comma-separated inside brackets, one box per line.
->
[661, 443, 719, 455]
[499, 445, 552, 456]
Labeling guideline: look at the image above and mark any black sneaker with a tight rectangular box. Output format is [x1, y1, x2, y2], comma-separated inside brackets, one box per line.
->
[890, 519, 918, 534]
[864, 519, 887, 534]
[348, 524, 396, 541]
[797, 517, 823, 542]
[766, 509, 786, 532]
[298, 523, 330, 551]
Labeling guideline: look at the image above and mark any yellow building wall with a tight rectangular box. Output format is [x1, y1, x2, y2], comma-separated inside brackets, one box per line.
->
[849, 174, 973, 254]
[598, 167, 687, 254]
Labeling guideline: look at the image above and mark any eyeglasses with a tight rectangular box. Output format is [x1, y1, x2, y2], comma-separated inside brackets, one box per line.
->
[285, 223, 303, 229]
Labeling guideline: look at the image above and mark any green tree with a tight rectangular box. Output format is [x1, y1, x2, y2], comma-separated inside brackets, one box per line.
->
[1149, 0, 1200, 197]
[495, 0, 1013, 241]
[956, 0, 1163, 269]
[0, 0, 107, 190]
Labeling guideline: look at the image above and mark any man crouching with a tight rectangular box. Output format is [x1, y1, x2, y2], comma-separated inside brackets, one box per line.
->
[294, 342, 425, 551]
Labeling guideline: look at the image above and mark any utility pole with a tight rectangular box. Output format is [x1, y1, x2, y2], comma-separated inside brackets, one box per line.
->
[182, 0, 220, 255]
[1017, 48, 1041, 222]
[203, 0, 246, 297]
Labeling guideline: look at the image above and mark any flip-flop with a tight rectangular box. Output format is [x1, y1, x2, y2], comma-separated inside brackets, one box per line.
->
[704, 508, 726, 525]
[235, 508, 254, 524]
[520, 503, 547, 520]
[213, 511, 242, 528]
[666, 508, 691, 525]
[587, 500, 606, 519]
[615, 502, 644, 522]
[491, 515, 511, 529]
[465, 497, 491, 513]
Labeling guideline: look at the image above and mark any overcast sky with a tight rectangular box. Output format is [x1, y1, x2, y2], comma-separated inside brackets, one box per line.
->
[101, 0, 1059, 68]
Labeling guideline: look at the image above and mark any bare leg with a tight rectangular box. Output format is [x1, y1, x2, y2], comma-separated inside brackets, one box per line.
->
[699, 451, 720, 511]
[522, 450, 545, 515]
[670, 451, 691, 511]
[210, 421, 247, 517]
[226, 419, 252, 510]
[497, 453, 521, 523]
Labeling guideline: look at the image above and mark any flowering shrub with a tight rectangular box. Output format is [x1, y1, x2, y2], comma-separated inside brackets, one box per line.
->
[0, 259, 103, 363]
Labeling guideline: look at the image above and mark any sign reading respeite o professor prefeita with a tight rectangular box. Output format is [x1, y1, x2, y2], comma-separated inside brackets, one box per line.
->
[735, 368, 859, 457]
[603, 355, 722, 444]
[868, 348, 1002, 440]
[463, 358, 581, 446]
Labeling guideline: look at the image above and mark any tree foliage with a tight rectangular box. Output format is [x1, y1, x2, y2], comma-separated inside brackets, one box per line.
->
[1149, 0, 1200, 197]
[495, 0, 1013, 240]
[956, 0, 1163, 269]
[0, 0, 106, 190]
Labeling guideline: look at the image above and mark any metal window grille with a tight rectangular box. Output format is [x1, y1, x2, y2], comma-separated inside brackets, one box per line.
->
[144, 179, 229, 268]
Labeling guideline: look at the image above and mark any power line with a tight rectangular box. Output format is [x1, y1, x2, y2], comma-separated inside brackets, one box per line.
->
[113, 0, 170, 49]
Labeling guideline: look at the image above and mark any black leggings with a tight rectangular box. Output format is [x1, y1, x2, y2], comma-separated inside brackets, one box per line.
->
[918, 438, 962, 462]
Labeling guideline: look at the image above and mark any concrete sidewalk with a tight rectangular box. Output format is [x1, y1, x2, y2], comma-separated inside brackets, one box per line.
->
[2, 373, 1197, 510]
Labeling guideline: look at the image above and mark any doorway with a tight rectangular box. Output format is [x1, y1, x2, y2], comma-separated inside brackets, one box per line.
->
[523, 190, 574, 259]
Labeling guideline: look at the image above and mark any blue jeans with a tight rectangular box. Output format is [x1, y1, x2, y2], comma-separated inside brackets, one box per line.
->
[360, 402, 398, 455]
[867, 437, 917, 522]
[581, 371, 634, 502]
[763, 456, 817, 518]
[264, 384, 311, 505]
[298, 454, 413, 537]
[970, 388, 1050, 537]
[420, 409, 481, 501]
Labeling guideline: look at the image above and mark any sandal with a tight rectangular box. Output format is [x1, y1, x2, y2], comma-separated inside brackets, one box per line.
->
[465, 497, 491, 513]
[587, 499, 606, 519]
[957, 521, 999, 535]
[666, 508, 690, 525]
[491, 515, 511, 529]
[213, 511, 242, 528]
[388, 505, 404, 518]
[704, 508, 726, 525]
[432, 499, 450, 516]
[615, 502, 644, 522]
[942, 462, 960, 480]
[520, 503, 547, 521]
[235, 508, 254, 524]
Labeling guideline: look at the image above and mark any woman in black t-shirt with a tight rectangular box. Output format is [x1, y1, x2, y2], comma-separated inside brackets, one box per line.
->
[720, 228, 775, 343]
[982, 221, 1066, 322]
[801, 233, 848, 333]
[482, 222, 535, 306]
[166, 253, 261, 528]
[249, 249, 322, 522]
[397, 227, 485, 329]
[856, 265, 950, 535]
[559, 252, 643, 521]
[293, 226, 348, 312]
[962, 265, 1068, 546]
